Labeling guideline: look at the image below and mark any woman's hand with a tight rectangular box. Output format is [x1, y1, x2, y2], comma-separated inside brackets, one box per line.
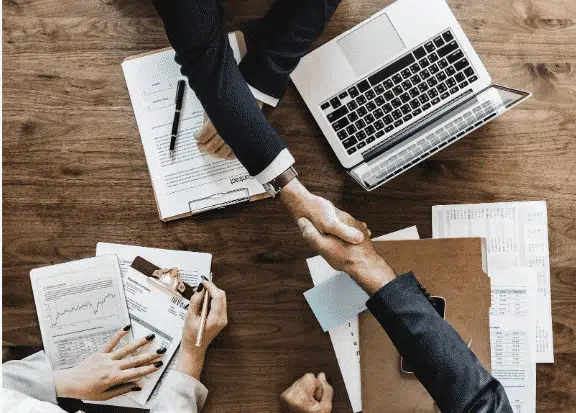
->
[281, 373, 333, 413]
[175, 279, 228, 379]
[54, 326, 166, 400]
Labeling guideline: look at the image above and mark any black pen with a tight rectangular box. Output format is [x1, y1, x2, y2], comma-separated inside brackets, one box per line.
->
[169, 80, 186, 160]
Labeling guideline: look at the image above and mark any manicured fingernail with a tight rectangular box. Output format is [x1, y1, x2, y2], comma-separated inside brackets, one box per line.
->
[197, 283, 204, 292]
[318, 372, 326, 380]
[154, 361, 163, 368]
[132, 386, 142, 391]
[201, 275, 208, 281]
[123, 324, 132, 331]
[184, 304, 189, 309]
[156, 347, 167, 354]
[297, 217, 307, 231]
[146, 334, 155, 341]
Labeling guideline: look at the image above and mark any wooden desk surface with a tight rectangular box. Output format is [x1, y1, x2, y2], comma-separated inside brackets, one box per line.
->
[3, 0, 576, 411]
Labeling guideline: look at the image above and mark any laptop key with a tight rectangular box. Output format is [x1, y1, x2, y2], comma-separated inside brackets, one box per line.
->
[410, 98, 421, 109]
[421, 69, 431, 79]
[365, 90, 376, 100]
[422, 103, 432, 111]
[437, 83, 448, 92]
[446, 66, 456, 76]
[365, 114, 376, 124]
[428, 88, 438, 98]
[365, 125, 376, 135]
[392, 110, 402, 120]
[375, 84, 385, 94]
[418, 94, 429, 104]
[442, 30, 454, 41]
[468, 75, 478, 83]
[374, 108, 384, 118]
[356, 130, 367, 141]
[454, 58, 469, 71]
[410, 63, 420, 74]
[432, 97, 441, 105]
[356, 141, 367, 149]
[357, 80, 370, 92]
[401, 69, 412, 79]
[348, 112, 359, 122]
[403, 114, 413, 122]
[440, 92, 450, 100]
[348, 86, 359, 97]
[427, 77, 438, 87]
[419, 57, 430, 68]
[450, 87, 459, 94]
[402, 79, 412, 90]
[383, 104, 393, 114]
[447, 50, 464, 64]
[355, 119, 366, 129]
[436, 72, 447, 82]
[357, 106, 368, 116]
[337, 130, 348, 140]
[418, 83, 429, 93]
[330, 97, 341, 109]
[410, 74, 421, 84]
[347, 147, 357, 155]
[446, 78, 456, 88]
[346, 124, 357, 134]
[384, 91, 395, 101]
[455, 72, 465, 83]
[383, 115, 393, 125]
[413, 108, 422, 116]
[459, 80, 469, 89]
[366, 136, 376, 144]
[339, 91, 348, 99]
[347, 100, 358, 110]
[393, 85, 403, 95]
[433, 36, 445, 47]
[356, 95, 367, 105]
[326, 105, 349, 122]
[376, 130, 385, 138]
[429, 63, 439, 74]
[394, 119, 404, 127]
[400, 93, 410, 103]
[332, 117, 350, 131]
[383, 79, 394, 89]
[342, 136, 358, 148]
[424, 42, 435, 52]
[366, 101, 377, 111]
[392, 74, 403, 84]
[375, 96, 386, 106]
[320, 102, 330, 110]
[438, 58, 448, 69]
[400, 104, 411, 115]
[464, 67, 475, 77]
[374, 120, 385, 130]
[429, 52, 439, 62]
[385, 125, 394, 133]
[438, 40, 457, 57]
[391, 98, 402, 108]
[414, 46, 426, 59]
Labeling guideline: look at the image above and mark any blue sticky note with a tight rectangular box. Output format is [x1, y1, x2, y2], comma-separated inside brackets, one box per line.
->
[303, 272, 369, 331]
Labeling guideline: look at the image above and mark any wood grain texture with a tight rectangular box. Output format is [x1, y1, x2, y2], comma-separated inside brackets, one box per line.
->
[3, 0, 576, 411]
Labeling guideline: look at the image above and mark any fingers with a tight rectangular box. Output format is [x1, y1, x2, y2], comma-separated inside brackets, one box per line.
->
[317, 373, 333, 410]
[323, 212, 365, 244]
[119, 363, 161, 382]
[102, 382, 142, 399]
[194, 119, 217, 144]
[202, 279, 227, 325]
[118, 350, 164, 370]
[298, 217, 330, 254]
[214, 143, 234, 159]
[198, 135, 226, 156]
[336, 209, 371, 238]
[99, 325, 131, 353]
[189, 287, 205, 315]
[111, 334, 155, 360]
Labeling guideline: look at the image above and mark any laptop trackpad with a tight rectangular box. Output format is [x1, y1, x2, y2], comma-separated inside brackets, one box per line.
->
[337, 13, 405, 77]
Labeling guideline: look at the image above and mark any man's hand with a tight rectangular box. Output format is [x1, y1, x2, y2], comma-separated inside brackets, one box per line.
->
[281, 373, 333, 413]
[280, 178, 367, 245]
[297, 217, 396, 295]
[194, 99, 264, 160]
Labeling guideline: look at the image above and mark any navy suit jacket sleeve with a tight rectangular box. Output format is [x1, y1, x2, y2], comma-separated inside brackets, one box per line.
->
[367, 273, 514, 413]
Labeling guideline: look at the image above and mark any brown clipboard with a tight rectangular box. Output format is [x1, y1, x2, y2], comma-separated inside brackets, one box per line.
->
[130, 256, 196, 300]
[122, 37, 270, 222]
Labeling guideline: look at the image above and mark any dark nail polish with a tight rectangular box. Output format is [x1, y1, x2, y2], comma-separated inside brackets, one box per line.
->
[132, 386, 142, 391]
[201, 275, 208, 281]
[184, 304, 189, 310]
[156, 347, 167, 354]
[123, 324, 132, 331]
[146, 334, 155, 341]
[197, 283, 204, 292]
[154, 361, 163, 368]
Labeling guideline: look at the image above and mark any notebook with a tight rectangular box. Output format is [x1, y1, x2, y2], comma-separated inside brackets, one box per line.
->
[121, 33, 268, 221]
[360, 238, 491, 413]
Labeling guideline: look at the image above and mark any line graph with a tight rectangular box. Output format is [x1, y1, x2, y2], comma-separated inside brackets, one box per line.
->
[47, 292, 119, 327]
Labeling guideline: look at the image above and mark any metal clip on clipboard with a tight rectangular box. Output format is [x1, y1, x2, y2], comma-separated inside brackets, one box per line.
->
[188, 187, 250, 214]
[131, 256, 195, 300]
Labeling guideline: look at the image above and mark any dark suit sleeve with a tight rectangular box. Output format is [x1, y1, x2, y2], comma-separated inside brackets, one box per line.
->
[366, 273, 513, 413]
[239, 0, 342, 100]
[152, 0, 287, 177]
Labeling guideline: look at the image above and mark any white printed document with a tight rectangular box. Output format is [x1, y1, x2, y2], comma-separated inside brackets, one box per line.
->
[92, 242, 212, 408]
[121, 36, 265, 221]
[122, 265, 189, 405]
[306, 226, 420, 412]
[30, 256, 132, 370]
[490, 268, 537, 413]
[432, 201, 553, 362]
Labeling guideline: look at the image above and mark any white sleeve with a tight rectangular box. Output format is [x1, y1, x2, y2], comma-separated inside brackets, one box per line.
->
[228, 31, 280, 107]
[2, 351, 58, 405]
[254, 148, 296, 184]
[150, 371, 208, 413]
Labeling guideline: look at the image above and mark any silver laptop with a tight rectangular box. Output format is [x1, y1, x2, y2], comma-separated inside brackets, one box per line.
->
[290, 0, 530, 190]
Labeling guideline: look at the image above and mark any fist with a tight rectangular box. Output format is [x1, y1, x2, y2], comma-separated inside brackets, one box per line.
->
[281, 372, 333, 413]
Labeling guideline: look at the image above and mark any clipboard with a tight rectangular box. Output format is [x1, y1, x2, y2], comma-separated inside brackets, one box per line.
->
[131, 255, 197, 300]
[122, 36, 271, 222]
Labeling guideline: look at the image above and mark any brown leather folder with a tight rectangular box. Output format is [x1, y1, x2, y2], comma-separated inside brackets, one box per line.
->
[360, 238, 491, 413]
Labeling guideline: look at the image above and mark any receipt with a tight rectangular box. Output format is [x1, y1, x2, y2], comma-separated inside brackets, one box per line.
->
[490, 268, 537, 413]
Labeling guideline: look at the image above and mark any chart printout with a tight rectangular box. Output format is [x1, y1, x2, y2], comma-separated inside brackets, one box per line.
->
[432, 201, 553, 363]
[30, 255, 132, 370]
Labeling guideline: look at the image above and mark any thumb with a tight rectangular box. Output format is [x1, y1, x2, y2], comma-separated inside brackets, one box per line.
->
[330, 218, 365, 244]
[317, 373, 333, 411]
[298, 218, 327, 252]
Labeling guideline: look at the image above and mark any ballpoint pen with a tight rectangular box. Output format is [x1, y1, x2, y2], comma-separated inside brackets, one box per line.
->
[169, 80, 186, 160]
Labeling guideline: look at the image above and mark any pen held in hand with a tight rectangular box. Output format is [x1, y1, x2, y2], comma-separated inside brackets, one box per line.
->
[169, 79, 186, 160]
[195, 287, 210, 347]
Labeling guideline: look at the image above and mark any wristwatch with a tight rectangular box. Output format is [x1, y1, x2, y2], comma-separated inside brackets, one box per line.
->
[263, 166, 298, 197]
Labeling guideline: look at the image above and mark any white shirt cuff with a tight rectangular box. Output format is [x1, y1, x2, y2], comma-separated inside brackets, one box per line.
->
[228, 31, 280, 107]
[255, 149, 295, 184]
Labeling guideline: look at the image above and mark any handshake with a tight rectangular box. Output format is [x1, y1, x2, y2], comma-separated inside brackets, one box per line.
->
[281, 179, 397, 297]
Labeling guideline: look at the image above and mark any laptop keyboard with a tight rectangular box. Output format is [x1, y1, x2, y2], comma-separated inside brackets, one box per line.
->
[320, 30, 479, 155]
[361, 98, 497, 188]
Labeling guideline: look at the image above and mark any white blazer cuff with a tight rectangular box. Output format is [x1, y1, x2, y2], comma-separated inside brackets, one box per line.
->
[255, 149, 295, 184]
